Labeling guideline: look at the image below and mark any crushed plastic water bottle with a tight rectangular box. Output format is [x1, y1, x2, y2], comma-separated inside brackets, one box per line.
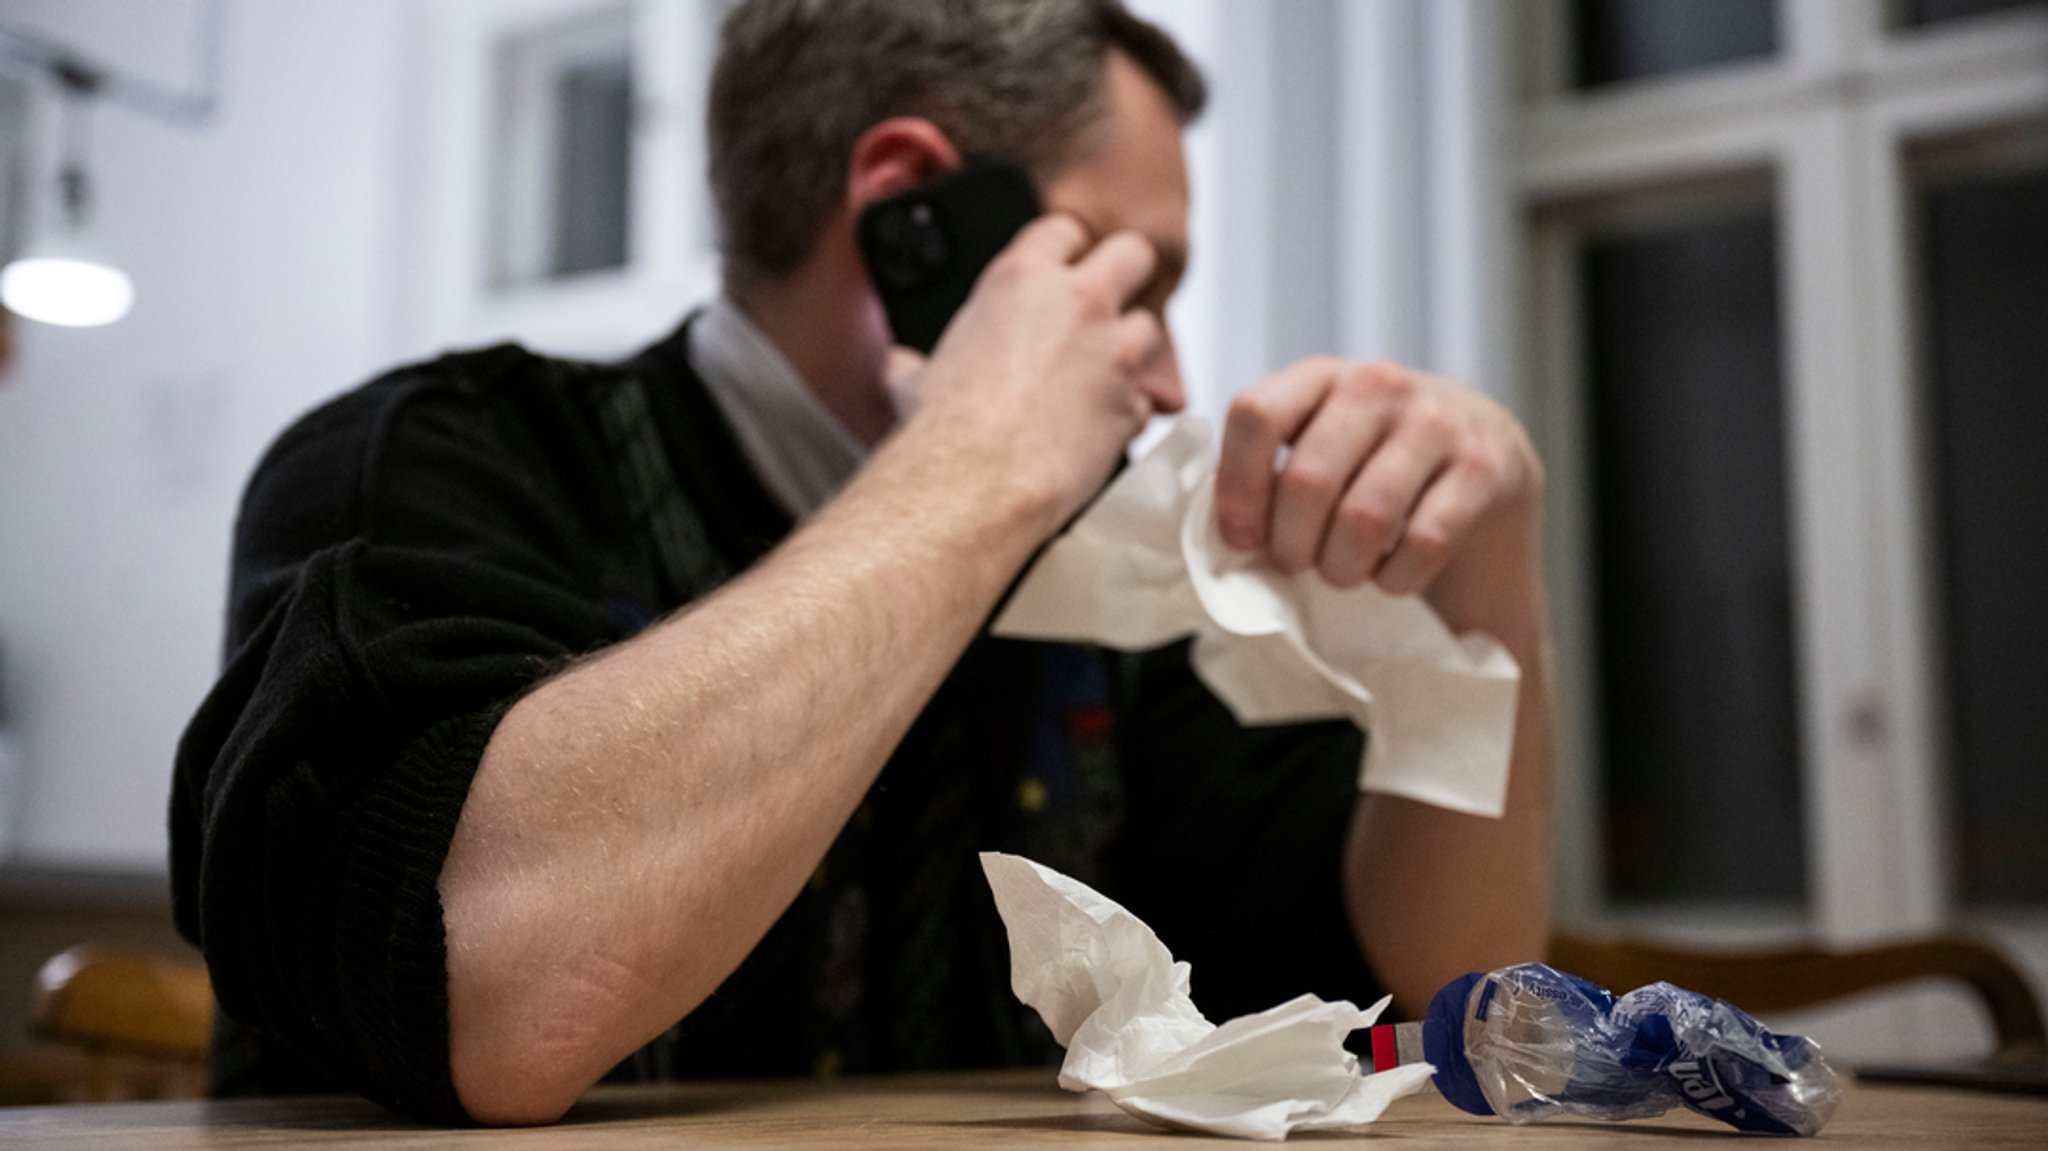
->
[1420, 963, 1843, 1136]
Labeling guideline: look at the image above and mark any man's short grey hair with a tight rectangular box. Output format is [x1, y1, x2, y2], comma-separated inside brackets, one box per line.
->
[708, 0, 1206, 280]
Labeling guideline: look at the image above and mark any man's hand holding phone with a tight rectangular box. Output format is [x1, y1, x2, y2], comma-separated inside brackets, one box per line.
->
[901, 214, 1174, 530]
[859, 160, 1177, 534]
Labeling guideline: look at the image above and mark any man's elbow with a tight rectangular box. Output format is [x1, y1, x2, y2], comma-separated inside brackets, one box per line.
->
[444, 933, 691, 1125]
[445, 956, 641, 1125]
[448, 1015, 600, 1126]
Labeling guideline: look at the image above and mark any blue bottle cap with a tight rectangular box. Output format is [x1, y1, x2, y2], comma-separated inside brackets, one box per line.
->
[1424, 971, 1495, 1117]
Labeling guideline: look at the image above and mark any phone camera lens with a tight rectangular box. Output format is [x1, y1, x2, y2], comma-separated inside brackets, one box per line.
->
[867, 206, 921, 290]
[864, 197, 952, 291]
[909, 202, 949, 271]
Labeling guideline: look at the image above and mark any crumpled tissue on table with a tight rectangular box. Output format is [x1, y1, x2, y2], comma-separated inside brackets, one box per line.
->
[981, 851, 1436, 1140]
[992, 416, 1522, 818]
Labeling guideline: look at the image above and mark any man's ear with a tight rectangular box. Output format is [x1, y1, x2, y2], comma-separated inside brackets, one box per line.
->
[846, 118, 964, 212]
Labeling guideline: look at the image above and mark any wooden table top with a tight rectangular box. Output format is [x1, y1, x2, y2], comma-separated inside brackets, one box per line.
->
[2, 1068, 2044, 1149]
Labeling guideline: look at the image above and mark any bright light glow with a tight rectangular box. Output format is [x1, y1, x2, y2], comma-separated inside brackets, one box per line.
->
[1, 256, 135, 327]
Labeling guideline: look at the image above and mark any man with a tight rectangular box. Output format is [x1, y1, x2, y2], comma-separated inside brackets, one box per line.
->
[173, 0, 1554, 1126]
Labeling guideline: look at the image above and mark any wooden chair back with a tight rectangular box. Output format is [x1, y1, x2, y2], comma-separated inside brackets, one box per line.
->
[28, 945, 214, 1101]
[1548, 931, 2047, 1053]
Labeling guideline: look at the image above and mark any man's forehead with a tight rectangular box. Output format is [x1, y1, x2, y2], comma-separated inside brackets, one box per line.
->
[1041, 50, 1193, 269]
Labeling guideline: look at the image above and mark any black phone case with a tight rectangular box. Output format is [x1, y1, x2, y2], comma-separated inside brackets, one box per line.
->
[857, 161, 1042, 354]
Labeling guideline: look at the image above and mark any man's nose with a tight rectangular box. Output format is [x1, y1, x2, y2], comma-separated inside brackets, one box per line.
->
[1144, 330, 1186, 415]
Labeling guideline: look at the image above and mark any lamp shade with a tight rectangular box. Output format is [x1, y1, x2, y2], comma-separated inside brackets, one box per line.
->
[1, 240, 134, 328]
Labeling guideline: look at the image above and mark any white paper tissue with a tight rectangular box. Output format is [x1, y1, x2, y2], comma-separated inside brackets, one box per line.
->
[992, 417, 1522, 818]
[981, 851, 1436, 1140]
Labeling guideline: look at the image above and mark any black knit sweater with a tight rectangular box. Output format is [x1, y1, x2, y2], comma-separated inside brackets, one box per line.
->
[170, 320, 1379, 1120]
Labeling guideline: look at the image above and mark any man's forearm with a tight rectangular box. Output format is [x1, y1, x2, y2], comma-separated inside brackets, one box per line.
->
[438, 420, 1062, 1124]
[1343, 512, 1557, 1019]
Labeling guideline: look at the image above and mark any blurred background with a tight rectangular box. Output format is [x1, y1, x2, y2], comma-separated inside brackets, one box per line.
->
[0, 0, 2042, 1097]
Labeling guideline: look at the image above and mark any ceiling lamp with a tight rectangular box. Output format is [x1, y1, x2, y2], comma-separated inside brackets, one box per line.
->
[2, 155, 133, 328]
[0, 3, 221, 329]
[0, 255, 132, 329]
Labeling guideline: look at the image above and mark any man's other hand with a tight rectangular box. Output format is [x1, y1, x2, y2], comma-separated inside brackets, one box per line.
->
[1213, 358, 1542, 606]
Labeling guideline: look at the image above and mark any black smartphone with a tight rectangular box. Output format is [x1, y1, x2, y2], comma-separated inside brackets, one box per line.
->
[857, 160, 1043, 354]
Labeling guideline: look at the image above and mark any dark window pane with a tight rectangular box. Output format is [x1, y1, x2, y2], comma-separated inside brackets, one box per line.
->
[1900, 0, 2046, 27]
[1574, 0, 1778, 89]
[1581, 211, 1807, 905]
[551, 54, 632, 278]
[1922, 167, 2048, 906]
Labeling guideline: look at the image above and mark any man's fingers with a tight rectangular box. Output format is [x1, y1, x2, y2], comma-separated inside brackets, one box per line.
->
[1073, 229, 1159, 313]
[1265, 386, 1398, 572]
[1204, 354, 1533, 592]
[1369, 458, 1490, 595]
[1214, 358, 1342, 551]
[1114, 308, 1166, 376]
[1316, 408, 1456, 586]
[1007, 212, 1093, 266]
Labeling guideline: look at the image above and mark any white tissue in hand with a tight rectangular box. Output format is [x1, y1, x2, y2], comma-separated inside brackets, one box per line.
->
[992, 417, 1520, 818]
[981, 852, 1435, 1140]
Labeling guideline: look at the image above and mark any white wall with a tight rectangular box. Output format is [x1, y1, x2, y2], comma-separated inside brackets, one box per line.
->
[0, 0, 418, 868]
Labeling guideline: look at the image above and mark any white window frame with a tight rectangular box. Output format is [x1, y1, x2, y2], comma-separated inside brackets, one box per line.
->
[1495, 0, 2048, 1058]
[487, 3, 635, 289]
[405, 0, 725, 359]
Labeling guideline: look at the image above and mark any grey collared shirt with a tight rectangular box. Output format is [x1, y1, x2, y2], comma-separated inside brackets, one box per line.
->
[687, 295, 869, 521]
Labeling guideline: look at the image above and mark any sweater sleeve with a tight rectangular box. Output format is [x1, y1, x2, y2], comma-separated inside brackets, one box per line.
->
[1109, 641, 1389, 1025]
[171, 365, 633, 1120]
